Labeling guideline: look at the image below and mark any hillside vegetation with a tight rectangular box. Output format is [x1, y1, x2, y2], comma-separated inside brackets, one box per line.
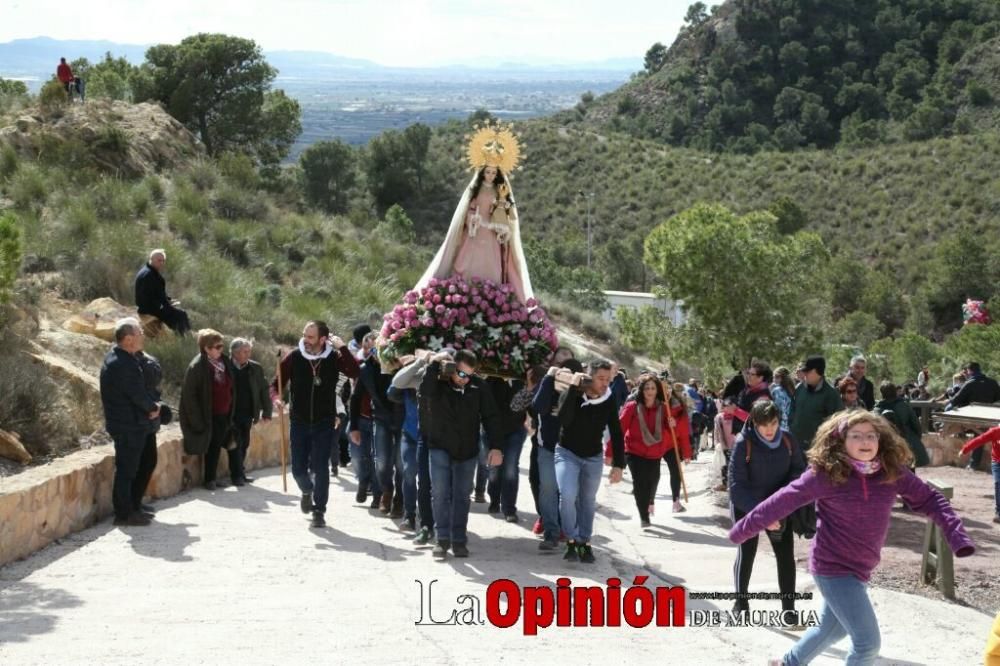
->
[561, 0, 1000, 152]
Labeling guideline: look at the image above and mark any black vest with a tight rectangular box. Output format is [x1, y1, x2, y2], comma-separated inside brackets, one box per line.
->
[288, 350, 340, 425]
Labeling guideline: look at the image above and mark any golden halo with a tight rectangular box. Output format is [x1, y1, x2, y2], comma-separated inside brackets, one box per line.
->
[466, 122, 522, 175]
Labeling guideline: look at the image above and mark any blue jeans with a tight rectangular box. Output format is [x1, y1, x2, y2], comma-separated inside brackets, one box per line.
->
[993, 462, 1000, 518]
[374, 421, 402, 500]
[290, 421, 335, 514]
[536, 446, 561, 541]
[785, 574, 880, 666]
[351, 417, 381, 497]
[554, 445, 603, 543]
[429, 449, 477, 544]
[400, 431, 426, 521]
[488, 427, 527, 515]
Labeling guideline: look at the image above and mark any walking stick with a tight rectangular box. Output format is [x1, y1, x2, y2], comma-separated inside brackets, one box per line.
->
[666, 406, 689, 504]
[276, 349, 289, 492]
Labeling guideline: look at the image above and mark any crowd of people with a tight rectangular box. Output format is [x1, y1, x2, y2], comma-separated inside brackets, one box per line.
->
[93, 248, 994, 666]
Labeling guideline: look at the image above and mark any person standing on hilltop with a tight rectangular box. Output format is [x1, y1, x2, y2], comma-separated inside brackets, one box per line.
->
[56, 57, 74, 99]
[134, 249, 192, 335]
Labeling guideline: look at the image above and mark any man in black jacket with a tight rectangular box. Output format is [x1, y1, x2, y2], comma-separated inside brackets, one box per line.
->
[485, 376, 528, 521]
[134, 249, 191, 334]
[230, 338, 272, 485]
[271, 321, 359, 528]
[421, 350, 503, 559]
[947, 361, 1000, 469]
[836, 355, 875, 410]
[553, 358, 625, 564]
[100, 318, 160, 527]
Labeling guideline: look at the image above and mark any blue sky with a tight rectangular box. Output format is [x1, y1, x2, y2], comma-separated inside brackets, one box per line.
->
[0, 0, 693, 66]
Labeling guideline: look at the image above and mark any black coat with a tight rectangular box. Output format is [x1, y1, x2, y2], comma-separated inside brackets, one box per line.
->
[350, 356, 404, 430]
[136, 351, 165, 433]
[179, 353, 234, 455]
[100, 346, 158, 436]
[134, 263, 170, 315]
[420, 361, 502, 461]
[949, 374, 1000, 409]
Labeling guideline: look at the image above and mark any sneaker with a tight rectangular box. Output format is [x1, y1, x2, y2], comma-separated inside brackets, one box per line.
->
[504, 513, 519, 523]
[310, 511, 326, 528]
[532, 518, 543, 535]
[488, 501, 500, 514]
[432, 541, 450, 558]
[402, 515, 417, 531]
[563, 542, 579, 562]
[204, 480, 217, 491]
[473, 492, 486, 504]
[452, 543, 469, 558]
[539, 538, 559, 551]
[640, 519, 652, 528]
[579, 543, 595, 564]
[370, 494, 381, 510]
[356, 486, 368, 504]
[300, 493, 313, 514]
[242, 476, 255, 484]
[672, 500, 686, 513]
[231, 478, 246, 487]
[414, 526, 433, 545]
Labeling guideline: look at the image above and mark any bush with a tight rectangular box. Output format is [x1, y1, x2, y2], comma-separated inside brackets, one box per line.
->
[143, 174, 166, 204]
[186, 160, 219, 192]
[0, 144, 18, 183]
[0, 213, 22, 307]
[212, 184, 269, 221]
[92, 125, 130, 157]
[172, 182, 211, 219]
[38, 80, 68, 113]
[8, 165, 47, 211]
[90, 177, 133, 222]
[218, 151, 260, 190]
[145, 335, 200, 401]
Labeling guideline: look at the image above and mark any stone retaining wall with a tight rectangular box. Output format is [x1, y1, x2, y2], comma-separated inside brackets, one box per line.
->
[0, 418, 287, 568]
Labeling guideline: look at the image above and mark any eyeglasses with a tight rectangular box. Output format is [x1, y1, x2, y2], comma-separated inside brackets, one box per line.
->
[846, 432, 879, 444]
[455, 370, 470, 379]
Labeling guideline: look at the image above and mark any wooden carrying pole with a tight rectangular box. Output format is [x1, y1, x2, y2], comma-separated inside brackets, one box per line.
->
[275, 349, 289, 492]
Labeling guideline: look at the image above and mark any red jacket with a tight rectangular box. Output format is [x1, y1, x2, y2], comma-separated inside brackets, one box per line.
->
[57, 62, 73, 83]
[617, 399, 691, 460]
[960, 425, 1000, 465]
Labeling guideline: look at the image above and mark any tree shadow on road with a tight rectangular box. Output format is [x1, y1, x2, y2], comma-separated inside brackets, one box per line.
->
[0, 580, 83, 643]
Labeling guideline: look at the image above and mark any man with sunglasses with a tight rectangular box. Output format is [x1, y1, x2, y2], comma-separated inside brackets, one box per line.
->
[271, 321, 359, 528]
[420, 349, 503, 559]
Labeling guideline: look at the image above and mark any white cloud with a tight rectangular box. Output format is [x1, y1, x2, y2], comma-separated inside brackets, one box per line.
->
[0, 0, 691, 66]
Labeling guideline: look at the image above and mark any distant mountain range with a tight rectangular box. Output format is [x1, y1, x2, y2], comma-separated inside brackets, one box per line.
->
[0, 36, 641, 82]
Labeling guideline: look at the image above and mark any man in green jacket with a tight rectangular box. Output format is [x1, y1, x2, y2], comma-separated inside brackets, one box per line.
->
[789, 355, 843, 450]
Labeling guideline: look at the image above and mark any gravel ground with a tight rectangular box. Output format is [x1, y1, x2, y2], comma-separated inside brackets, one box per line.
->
[706, 453, 999, 614]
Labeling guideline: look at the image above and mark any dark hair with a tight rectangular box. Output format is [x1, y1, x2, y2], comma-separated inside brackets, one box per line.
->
[560, 358, 584, 373]
[879, 381, 898, 401]
[589, 358, 613, 374]
[749, 361, 772, 383]
[528, 364, 547, 386]
[352, 324, 372, 344]
[838, 377, 858, 397]
[966, 362, 981, 374]
[636, 372, 666, 404]
[469, 166, 512, 202]
[307, 320, 330, 339]
[750, 400, 781, 425]
[773, 366, 795, 397]
[454, 349, 478, 368]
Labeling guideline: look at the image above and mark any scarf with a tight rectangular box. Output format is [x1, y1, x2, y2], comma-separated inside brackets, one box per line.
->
[637, 401, 664, 446]
[298, 338, 334, 361]
[851, 458, 882, 476]
[208, 357, 227, 384]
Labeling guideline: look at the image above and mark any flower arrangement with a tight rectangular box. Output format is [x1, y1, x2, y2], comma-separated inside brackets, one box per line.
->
[963, 299, 992, 326]
[379, 275, 558, 376]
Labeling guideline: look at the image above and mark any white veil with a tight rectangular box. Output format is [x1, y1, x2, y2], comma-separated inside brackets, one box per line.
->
[414, 173, 534, 301]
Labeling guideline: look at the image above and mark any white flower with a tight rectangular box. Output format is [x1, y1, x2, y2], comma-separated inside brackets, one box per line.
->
[487, 327, 502, 340]
[511, 348, 524, 360]
[453, 325, 470, 338]
[428, 335, 444, 351]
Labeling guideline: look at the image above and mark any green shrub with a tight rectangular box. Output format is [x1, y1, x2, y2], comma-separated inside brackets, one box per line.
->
[131, 182, 152, 217]
[61, 198, 99, 242]
[91, 177, 133, 222]
[38, 80, 68, 113]
[8, 165, 47, 211]
[145, 335, 200, 401]
[212, 184, 269, 221]
[186, 160, 218, 192]
[0, 212, 22, 307]
[166, 207, 201, 245]
[92, 125, 130, 157]
[0, 144, 18, 183]
[143, 174, 166, 204]
[172, 181, 210, 219]
[218, 151, 260, 190]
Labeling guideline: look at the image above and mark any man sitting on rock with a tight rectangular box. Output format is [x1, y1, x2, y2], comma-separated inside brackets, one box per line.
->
[134, 249, 191, 335]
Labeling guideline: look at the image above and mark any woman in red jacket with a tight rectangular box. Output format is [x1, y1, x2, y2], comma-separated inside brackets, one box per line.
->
[619, 373, 691, 526]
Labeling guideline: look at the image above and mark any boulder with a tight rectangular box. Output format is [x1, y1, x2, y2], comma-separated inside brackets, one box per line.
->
[0, 429, 31, 464]
[63, 297, 137, 342]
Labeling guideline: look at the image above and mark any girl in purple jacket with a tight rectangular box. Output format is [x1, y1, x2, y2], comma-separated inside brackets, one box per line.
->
[730, 410, 974, 666]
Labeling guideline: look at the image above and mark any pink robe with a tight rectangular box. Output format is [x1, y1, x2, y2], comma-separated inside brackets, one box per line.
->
[452, 186, 526, 302]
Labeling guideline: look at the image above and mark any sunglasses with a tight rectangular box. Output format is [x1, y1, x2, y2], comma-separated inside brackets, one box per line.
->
[455, 370, 471, 379]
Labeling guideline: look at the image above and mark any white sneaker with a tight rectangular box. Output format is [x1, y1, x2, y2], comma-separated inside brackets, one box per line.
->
[672, 500, 686, 513]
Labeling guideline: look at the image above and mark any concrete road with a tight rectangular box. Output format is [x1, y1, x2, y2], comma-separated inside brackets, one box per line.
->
[0, 449, 990, 665]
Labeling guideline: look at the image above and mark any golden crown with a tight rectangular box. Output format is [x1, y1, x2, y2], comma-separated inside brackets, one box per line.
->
[465, 121, 523, 175]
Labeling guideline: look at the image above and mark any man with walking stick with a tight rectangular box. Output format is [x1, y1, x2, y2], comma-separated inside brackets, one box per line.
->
[270, 321, 359, 528]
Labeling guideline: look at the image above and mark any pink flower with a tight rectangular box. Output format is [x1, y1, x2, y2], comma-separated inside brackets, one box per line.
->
[429, 278, 440, 288]
[525, 297, 538, 308]
[432, 294, 442, 304]
[448, 285, 457, 294]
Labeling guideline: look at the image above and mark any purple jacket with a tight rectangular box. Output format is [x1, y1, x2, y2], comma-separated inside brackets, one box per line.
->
[729, 466, 975, 582]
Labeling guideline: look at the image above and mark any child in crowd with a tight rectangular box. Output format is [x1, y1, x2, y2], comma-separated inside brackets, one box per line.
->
[959, 424, 1000, 524]
[730, 410, 974, 666]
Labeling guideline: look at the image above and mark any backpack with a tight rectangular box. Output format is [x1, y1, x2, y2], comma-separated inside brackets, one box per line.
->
[745, 431, 816, 539]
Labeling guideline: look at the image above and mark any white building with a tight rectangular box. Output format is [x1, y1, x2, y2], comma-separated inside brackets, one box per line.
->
[601, 291, 686, 326]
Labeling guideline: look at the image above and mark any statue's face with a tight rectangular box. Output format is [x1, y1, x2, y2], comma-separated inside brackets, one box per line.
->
[483, 166, 497, 184]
